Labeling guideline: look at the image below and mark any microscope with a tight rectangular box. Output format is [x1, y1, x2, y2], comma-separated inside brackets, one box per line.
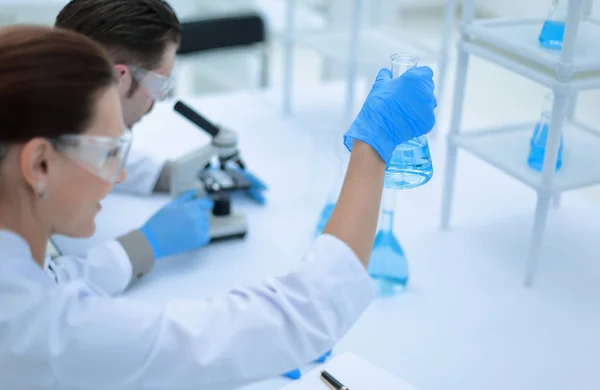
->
[172, 101, 249, 243]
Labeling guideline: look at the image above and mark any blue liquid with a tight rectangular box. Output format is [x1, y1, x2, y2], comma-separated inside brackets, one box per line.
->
[314, 202, 335, 237]
[368, 214, 409, 297]
[385, 136, 433, 190]
[527, 122, 563, 172]
[539, 20, 565, 50]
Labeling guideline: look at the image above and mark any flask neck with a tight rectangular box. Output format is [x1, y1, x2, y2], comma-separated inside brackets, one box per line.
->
[539, 111, 552, 125]
[540, 92, 554, 122]
[379, 189, 396, 232]
[547, 0, 568, 20]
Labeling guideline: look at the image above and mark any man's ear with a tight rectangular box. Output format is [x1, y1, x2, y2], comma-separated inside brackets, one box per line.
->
[19, 138, 52, 195]
[114, 64, 131, 97]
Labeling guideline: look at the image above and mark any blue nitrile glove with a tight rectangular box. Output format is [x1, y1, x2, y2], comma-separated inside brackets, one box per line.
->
[223, 162, 268, 205]
[282, 350, 333, 380]
[239, 169, 267, 205]
[140, 190, 214, 259]
[283, 369, 302, 380]
[343, 66, 437, 165]
[314, 349, 332, 363]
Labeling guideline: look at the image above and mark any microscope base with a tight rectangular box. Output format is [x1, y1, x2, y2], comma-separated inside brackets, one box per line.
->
[209, 213, 248, 243]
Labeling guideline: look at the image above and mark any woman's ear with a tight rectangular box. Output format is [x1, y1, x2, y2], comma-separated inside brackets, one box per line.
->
[19, 138, 51, 196]
[114, 64, 131, 97]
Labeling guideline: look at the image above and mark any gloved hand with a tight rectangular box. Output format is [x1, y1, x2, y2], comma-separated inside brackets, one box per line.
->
[343, 66, 437, 165]
[314, 349, 332, 363]
[140, 190, 214, 259]
[283, 369, 302, 380]
[238, 168, 268, 205]
[223, 161, 268, 205]
[282, 350, 333, 380]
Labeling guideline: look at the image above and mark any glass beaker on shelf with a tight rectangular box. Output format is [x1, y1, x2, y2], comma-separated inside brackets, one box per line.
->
[539, 0, 568, 50]
[528, 92, 564, 172]
[368, 189, 409, 296]
[385, 54, 434, 190]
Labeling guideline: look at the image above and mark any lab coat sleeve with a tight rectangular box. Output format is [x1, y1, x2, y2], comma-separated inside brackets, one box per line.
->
[48, 234, 376, 390]
[47, 240, 134, 297]
[112, 145, 165, 196]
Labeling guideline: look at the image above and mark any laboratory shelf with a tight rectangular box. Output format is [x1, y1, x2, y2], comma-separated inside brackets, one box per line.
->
[293, 27, 438, 69]
[461, 39, 600, 91]
[462, 17, 600, 76]
[442, 1, 599, 286]
[450, 121, 600, 193]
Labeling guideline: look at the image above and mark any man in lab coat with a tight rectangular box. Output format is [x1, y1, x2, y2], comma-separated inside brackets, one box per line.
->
[57, 0, 182, 197]
[48, 0, 265, 294]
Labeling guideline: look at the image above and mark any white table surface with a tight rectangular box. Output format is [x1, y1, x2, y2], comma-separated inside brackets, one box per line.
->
[54, 85, 600, 390]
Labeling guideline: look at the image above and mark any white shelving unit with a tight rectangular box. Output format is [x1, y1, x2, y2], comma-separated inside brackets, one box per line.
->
[441, 0, 600, 286]
[452, 121, 600, 192]
[282, 0, 458, 122]
[464, 17, 600, 73]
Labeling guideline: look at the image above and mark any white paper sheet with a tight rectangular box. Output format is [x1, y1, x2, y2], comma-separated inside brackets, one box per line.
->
[279, 353, 420, 390]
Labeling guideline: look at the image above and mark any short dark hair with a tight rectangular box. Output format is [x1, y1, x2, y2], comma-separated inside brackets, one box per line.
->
[55, 0, 181, 71]
[0, 25, 115, 160]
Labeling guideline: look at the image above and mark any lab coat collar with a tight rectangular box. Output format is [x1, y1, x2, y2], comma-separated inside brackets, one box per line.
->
[0, 230, 55, 288]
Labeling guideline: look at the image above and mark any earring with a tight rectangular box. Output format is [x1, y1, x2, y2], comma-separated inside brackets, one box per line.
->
[36, 182, 48, 200]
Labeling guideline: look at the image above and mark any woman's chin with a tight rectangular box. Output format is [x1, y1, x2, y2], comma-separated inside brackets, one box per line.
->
[64, 222, 96, 239]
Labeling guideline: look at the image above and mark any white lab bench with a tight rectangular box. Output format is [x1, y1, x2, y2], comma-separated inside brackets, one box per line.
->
[53, 86, 600, 390]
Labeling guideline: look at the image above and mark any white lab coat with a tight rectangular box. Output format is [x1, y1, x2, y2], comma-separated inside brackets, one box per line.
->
[0, 230, 376, 390]
[45, 240, 134, 297]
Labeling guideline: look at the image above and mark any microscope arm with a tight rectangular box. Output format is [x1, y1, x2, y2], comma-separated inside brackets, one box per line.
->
[169, 144, 217, 198]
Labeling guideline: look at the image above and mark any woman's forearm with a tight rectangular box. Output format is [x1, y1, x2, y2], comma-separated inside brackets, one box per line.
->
[322, 140, 385, 268]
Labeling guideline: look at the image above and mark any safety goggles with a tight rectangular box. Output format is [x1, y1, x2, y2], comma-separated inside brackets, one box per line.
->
[128, 65, 176, 102]
[51, 131, 133, 184]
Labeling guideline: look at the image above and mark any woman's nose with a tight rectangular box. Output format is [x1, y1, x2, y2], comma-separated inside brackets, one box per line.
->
[116, 168, 127, 184]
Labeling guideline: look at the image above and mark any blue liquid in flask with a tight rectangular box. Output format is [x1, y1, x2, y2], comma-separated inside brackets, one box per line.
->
[528, 122, 563, 172]
[539, 20, 565, 50]
[314, 202, 335, 237]
[368, 209, 409, 297]
[385, 136, 433, 190]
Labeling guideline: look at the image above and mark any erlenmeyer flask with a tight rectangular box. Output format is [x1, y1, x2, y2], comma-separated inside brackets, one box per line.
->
[368, 189, 409, 296]
[528, 92, 564, 172]
[539, 0, 568, 50]
[385, 54, 433, 190]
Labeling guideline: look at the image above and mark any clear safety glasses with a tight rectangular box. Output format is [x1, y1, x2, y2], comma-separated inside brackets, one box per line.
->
[51, 131, 133, 184]
[128, 65, 176, 102]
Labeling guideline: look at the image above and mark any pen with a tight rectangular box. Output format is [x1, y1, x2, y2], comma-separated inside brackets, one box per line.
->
[320, 370, 349, 390]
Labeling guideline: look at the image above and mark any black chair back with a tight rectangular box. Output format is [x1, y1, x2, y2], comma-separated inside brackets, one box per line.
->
[178, 13, 266, 56]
